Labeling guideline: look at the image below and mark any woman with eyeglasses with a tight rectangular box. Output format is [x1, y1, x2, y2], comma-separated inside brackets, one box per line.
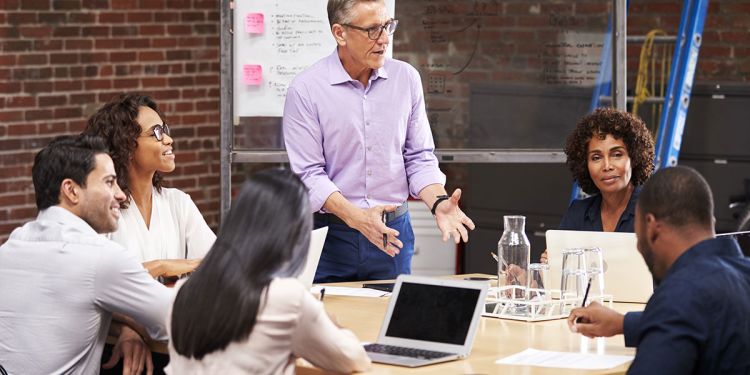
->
[167, 169, 371, 373]
[84, 93, 215, 279]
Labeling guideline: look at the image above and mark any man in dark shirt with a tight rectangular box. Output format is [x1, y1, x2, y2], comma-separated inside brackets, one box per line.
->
[568, 166, 750, 374]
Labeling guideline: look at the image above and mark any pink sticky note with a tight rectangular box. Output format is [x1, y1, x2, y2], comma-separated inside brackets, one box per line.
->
[243, 64, 262, 85]
[245, 13, 264, 34]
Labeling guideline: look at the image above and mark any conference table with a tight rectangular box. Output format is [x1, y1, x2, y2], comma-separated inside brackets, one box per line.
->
[296, 274, 644, 375]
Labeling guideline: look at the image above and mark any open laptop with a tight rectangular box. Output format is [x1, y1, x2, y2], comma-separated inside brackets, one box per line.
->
[297, 227, 328, 289]
[364, 275, 488, 367]
[546, 230, 653, 303]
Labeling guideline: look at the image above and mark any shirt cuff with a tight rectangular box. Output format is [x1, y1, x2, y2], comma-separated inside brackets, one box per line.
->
[308, 177, 340, 213]
[623, 311, 642, 347]
[408, 169, 446, 198]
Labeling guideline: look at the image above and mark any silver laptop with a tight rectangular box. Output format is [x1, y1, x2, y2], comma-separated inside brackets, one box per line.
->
[364, 275, 488, 367]
[297, 227, 328, 289]
[546, 230, 653, 303]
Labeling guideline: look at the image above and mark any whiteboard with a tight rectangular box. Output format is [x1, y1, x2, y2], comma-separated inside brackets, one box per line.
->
[233, 0, 395, 119]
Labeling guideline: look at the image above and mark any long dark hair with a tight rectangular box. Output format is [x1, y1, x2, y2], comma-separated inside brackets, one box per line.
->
[82, 93, 165, 208]
[170, 168, 311, 359]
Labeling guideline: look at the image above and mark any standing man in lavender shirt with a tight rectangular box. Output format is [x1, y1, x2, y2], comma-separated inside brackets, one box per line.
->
[283, 0, 475, 282]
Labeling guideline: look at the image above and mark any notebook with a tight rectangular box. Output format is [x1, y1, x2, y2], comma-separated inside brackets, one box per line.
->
[546, 230, 653, 303]
[364, 275, 488, 367]
[297, 227, 328, 289]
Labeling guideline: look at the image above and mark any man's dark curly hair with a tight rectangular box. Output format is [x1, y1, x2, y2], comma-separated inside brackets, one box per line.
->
[564, 107, 655, 195]
[83, 93, 166, 208]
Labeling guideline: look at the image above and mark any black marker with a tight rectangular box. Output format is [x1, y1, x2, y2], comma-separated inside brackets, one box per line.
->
[575, 277, 593, 324]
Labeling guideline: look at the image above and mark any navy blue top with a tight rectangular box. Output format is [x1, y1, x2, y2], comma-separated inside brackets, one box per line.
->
[559, 188, 640, 232]
[622, 236, 750, 374]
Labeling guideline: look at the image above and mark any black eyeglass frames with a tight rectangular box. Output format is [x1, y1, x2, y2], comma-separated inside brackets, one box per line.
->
[146, 123, 170, 141]
[342, 19, 398, 40]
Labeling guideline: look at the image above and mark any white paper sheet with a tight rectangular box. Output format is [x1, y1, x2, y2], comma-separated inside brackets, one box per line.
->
[311, 286, 390, 298]
[496, 348, 633, 370]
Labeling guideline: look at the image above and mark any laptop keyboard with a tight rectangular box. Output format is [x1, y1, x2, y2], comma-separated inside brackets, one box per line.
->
[364, 343, 453, 360]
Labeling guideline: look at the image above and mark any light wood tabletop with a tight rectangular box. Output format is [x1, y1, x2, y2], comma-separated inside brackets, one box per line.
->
[297, 274, 644, 375]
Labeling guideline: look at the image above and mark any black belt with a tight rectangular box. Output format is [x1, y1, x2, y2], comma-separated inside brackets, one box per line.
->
[314, 203, 409, 226]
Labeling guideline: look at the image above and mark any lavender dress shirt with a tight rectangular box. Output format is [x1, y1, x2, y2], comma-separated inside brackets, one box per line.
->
[283, 49, 445, 212]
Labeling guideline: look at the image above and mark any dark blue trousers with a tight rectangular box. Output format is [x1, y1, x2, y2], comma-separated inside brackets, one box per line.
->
[313, 212, 415, 283]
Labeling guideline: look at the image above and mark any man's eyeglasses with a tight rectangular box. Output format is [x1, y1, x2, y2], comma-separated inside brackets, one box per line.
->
[342, 19, 398, 40]
[143, 123, 171, 141]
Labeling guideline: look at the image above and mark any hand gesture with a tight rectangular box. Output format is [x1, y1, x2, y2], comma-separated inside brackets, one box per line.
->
[351, 206, 403, 257]
[434, 189, 476, 244]
[102, 325, 153, 375]
[567, 302, 625, 338]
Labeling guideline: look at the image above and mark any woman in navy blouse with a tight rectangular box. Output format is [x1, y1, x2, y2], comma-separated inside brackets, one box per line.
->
[559, 107, 655, 233]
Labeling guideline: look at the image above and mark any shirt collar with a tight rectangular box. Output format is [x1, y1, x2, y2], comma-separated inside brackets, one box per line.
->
[327, 48, 389, 85]
[38, 206, 99, 236]
[665, 236, 743, 279]
[584, 186, 640, 222]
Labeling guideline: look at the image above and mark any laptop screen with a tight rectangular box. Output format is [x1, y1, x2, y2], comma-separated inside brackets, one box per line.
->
[384, 282, 481, 345]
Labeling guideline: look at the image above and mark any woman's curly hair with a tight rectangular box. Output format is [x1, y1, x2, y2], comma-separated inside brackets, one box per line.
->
[564, 107, 655, 195]
[83, 93, 166, 208]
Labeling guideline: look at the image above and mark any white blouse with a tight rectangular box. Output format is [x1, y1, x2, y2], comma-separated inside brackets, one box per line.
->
[165, 278, 371, 374]
[110, 187, 216, 262]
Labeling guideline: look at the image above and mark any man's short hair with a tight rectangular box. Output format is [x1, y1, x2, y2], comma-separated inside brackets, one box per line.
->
[327, 0, 382, 27]
[637, 166, 714, 228]
[32, 135, 109, 210]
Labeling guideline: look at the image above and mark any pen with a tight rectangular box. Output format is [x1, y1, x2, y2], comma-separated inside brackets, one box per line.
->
[382, 210, 388, 250]
[320, 287, 326, 302]
[575, 277, 593, 324]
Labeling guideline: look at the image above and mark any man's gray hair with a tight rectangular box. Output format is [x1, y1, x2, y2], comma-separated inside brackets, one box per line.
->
[327, 0, 382, 27]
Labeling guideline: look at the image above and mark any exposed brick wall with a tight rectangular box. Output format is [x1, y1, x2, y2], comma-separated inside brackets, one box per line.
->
[0, 0, 221, 242]
[1, 0, 748, 242]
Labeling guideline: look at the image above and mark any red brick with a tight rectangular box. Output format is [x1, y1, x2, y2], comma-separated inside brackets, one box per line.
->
[94, 38, 124, 49]
[7, 123, 37, 136]
[39, 121, 67, 133]
[4, 40, 32, 52]
[82, 26, 109, 37]
[98, 12, 125, 23]
[50, 52, 79, 64]
[0, 110, 24, 122]
[24, 109, 53, 121]
[107, 0, 135, 9]
[123, 38, 150, 48]
[0, 0, 20, 10]
[7, 12, 37, 24]
[139, 24, 164, 35]
[39, 12, 67, 23]
[54, 80, 82, 91]
[152, 38, 177, 48]
[6, 96, 36, 108]
[64, 39, 93, 49]
[54, 107, 83, 119]
[17, 54, 47, 65]
[78, 52, 107, 63]
[181, 12, 205, 22]
[110, 51, 137, 62]
[69, 12, 95, 22]
[53, 26, 81, 37]
[10, 207, 36, 220]
[53, 0, 82, 10]
[167, 25, 191, 35]
[141, 77, 167, 87]
[126, 12, 152, 22]
[24, 81, 53, 93]
[38, 95, 67, 107]
[112, 25, 138, 36]
[113, 78, 138, 89]
[19, 25, 52, 38]
[20, 0, 48, 10]
[84, 79, 112, 90]
[135, 51, 163, 62]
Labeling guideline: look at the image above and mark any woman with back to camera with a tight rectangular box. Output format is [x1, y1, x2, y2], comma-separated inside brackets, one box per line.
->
[542, 108, 654, 262]
[167, 169, 371, 374]
[84, 93, 215, 278]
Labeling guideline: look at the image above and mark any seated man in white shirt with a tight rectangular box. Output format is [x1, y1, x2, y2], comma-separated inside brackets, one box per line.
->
[0, 135, 173, 375]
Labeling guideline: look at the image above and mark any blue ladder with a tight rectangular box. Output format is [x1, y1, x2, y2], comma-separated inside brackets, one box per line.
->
[570, 0, 710, 202]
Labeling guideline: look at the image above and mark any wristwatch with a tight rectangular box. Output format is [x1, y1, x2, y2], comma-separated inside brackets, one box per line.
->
[431, 195, 450, 215]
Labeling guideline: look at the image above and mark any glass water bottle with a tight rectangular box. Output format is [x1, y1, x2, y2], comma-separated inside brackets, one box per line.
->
[498, 215, 531, 303]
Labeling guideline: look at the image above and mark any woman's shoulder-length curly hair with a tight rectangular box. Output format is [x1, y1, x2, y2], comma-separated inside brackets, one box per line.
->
[82, 93, 166, 208]
[564, 107, 655, 195]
